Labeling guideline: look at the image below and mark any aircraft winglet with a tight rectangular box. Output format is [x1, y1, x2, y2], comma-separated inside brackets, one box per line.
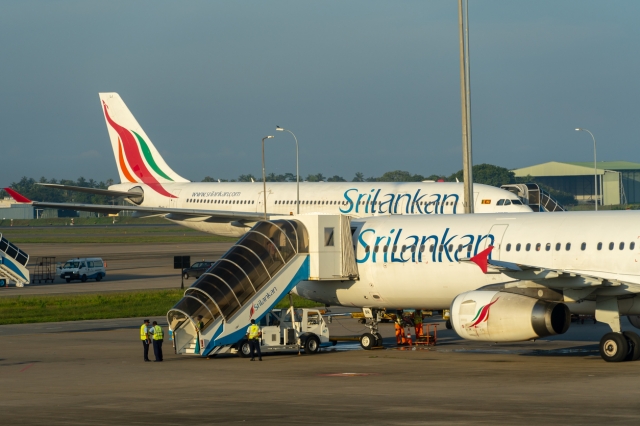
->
[469, 246, 494, 274]
[3, 187, 32, 203]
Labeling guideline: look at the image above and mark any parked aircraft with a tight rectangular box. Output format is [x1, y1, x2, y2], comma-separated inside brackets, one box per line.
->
[3, 93, 531, 237]
[292, 211, 640, 362]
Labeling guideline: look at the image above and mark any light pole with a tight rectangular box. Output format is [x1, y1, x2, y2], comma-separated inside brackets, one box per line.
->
[276, 126, 299, 214]
[575, 128, 598, 211]
[262, 135, 274, 220]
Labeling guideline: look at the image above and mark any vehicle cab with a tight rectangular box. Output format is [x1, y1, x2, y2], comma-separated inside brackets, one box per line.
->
[57, 257, 106, 283]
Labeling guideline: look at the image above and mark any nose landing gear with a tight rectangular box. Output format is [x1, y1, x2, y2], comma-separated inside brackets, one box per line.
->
[359, 308, 383, 350]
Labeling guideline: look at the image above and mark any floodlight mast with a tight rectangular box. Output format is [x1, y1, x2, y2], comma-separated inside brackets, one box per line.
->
[262, 136, 274, 220]
[276, 126, 300, 214]
[575, 128, 598, 211]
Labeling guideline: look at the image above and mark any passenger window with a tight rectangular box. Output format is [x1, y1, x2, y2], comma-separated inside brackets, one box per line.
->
[536, 243, 541, 251]
[373, 246, 379, 253]
[429, 245, 434, 253]
[392, 245, 397, 253]
[497, 199, 505, 206]
[619, 242, 625, 250]
[597, 242, 602, 250]
[458, 244, 463, 252]
[555, 243, 561, 251]
[438, 245, 444, 252]
[364, 246, 370, 253]
[506, 243, 511, 252]
[448, 244, 453, 252]
[526, 243, 531, 251]
[566, 243, 571, 251]
[631, 242, 636, 250]
[609, 242, 614, 250]
[545, 243, 551, 251]
[401, 245, 407, 252]
[516, 243, 521, 251]
[419, 245, 425, 253]
[383, 245, 388, 253]
[581, 243, 586, 251]
[411, 246, 416, 253]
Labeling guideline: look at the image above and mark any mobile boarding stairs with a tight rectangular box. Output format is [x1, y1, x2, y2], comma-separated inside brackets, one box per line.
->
[0, 233, 30, 288]
[168, 214, 358, 357]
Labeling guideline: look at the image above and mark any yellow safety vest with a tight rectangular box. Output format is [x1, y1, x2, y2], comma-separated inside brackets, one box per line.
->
[153, 325, 164, 340]
[140, 324, 148, 341]
[249, 324, 260, 339]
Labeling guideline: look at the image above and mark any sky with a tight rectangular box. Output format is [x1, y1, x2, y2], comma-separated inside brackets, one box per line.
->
[1, 1, 639, 184]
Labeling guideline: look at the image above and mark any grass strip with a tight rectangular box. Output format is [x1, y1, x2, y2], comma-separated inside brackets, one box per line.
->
[0, 291, 322, 325]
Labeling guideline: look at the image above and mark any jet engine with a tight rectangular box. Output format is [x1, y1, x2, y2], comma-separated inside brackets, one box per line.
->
[450, 290, 570, 342]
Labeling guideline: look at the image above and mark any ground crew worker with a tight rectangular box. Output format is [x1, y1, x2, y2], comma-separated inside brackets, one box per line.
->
[195, 315, 205, 355]
[151, 320, 164, 362]
[140, 319, 151, 362]
[246, 319, 262, 361]
[414, 310, 423, 338]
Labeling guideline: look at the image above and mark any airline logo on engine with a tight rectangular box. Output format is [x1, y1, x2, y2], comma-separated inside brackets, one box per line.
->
[356, 227, 495, 264]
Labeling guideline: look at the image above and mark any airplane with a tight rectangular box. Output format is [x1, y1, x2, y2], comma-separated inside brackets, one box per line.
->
[3, 93, 531, 237]
[290, 210, 640, 363]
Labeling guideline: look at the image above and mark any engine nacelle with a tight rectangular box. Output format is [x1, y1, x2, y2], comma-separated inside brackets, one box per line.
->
[450, 291, 570, 342]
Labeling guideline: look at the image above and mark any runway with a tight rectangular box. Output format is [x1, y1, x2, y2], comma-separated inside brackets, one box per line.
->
[2, 315, 640, 425]
[0, 242, 234, 296]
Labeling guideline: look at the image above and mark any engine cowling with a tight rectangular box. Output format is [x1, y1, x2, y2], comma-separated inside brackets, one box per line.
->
[450, 291, 570, 342]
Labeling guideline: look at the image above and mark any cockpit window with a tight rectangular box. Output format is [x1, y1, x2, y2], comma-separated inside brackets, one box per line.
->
[496, 199, 505, 206]
[504, 200, 512, 206]
[511, 199, 523, 205]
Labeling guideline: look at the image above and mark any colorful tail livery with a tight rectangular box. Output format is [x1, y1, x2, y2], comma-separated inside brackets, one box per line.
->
[99, 93, 189, 197]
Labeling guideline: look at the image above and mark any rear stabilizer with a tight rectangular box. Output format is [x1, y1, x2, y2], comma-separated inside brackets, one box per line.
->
[99, 93, 190, 185]
[3, 188, 32, 203]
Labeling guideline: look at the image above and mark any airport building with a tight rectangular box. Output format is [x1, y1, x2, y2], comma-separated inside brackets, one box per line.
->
[512, 161, 640, 206]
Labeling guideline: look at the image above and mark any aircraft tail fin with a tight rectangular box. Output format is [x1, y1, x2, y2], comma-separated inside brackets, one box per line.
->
[4, 188, 32, 203]
[99, 93, 190, 185]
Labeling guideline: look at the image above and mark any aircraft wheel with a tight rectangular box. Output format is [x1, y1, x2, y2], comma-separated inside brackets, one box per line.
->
[375, 333, 383, 346]
[360, 333, 376, 350]
[238, 341, 251, 358]
[304, 335, 320, 354]
[600, 332, 629, 362]
[623, 331, 640, 361]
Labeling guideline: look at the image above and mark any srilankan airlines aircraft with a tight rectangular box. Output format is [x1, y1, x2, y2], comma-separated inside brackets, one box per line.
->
[290, 211, 640, 363]
[4, 93, 531, 237]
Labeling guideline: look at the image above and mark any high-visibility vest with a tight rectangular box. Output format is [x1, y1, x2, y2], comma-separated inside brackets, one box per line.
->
[153, 325, 164, 340]
[140, 325, 148, 341]
[249, 324, 260, 339]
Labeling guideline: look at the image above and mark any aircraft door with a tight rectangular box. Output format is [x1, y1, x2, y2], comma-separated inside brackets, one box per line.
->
[393, 193, 411, 215]
[484, 224, 509, 260]
[170, 189, 182, 208]
[256, 189, 272, 215]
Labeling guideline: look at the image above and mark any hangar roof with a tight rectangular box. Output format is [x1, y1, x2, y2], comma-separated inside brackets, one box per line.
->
[512, 161, 640, 177]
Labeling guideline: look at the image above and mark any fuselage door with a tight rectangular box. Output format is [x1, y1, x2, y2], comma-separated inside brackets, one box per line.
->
[485, 224, 509, 260]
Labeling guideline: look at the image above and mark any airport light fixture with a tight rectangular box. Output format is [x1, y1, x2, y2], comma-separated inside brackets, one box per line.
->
[262, 136, 275, 220]
[575, 128, 598, 211]
[276, 126, 300, 214]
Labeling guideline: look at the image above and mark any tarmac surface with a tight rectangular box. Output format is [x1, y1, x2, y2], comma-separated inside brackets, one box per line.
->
[2, 234, 640, 423]
[0, 242, 234, 296]
[2, 314, 640, 425]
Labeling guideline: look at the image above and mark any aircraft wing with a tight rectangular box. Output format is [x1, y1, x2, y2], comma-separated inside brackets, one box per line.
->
[36, 183, 137, 198]
[460, 245, 640, 297]
[3, 188, 265, 221]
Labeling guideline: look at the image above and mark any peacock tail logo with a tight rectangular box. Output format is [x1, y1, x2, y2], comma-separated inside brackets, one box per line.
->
[249, 305, 255, 319]
[464, 298, 499, 328]
[103, 101, 177, 198]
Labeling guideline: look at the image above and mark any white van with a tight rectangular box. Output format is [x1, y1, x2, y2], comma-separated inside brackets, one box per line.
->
[58, 258, 106, 283]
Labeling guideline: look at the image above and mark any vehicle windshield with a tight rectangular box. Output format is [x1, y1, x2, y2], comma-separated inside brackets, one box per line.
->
[63, 261, 80, 269]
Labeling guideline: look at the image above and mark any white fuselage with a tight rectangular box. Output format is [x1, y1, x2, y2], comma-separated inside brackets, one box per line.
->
[110, 181, 531, 237]
[294, 211, 640, 314]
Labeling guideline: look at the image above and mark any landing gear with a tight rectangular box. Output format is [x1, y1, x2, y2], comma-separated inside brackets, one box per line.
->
[359, 308, 383, 350]
[360, 333, 377, 350]
[599, 333, 628, 363]
[623, 331, 640, 361]
[595, 297, 637, 362]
